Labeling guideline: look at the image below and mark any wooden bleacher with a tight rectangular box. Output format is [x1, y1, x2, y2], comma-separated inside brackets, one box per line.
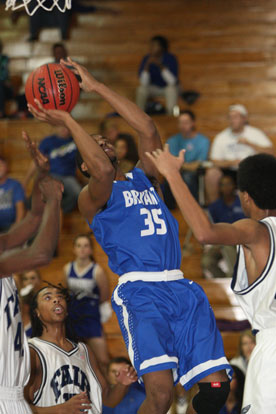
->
[1, 0, 273, 359]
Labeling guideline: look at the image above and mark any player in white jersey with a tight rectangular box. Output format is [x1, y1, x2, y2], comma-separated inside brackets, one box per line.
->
[24, 285, 137, 413]
[146, 147, 276, 414]
[0, 132, 63, 413]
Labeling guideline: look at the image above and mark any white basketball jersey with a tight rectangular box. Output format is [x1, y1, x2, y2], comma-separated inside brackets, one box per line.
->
[0, 276, 30, 387]
[231, 216, 276, 331]
[29, 338, 102, 414]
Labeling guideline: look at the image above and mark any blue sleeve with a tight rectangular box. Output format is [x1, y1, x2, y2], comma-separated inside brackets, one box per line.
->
[208, 203, 219, 223]
[38, 138, 49, 155]
[167, 136, 179, 156]
[164, 54, 178, 78]
[197, 137, 210, 161]
[138, 55, 149, 76]
[13, 181, 25, 203]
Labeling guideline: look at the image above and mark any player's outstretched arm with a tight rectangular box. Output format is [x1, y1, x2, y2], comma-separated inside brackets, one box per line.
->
[0, 132, 50, 253]
[0, 176, 63, 277]
[61, 58, 162, 178]
[28, 100, 115, 222]
[86, 345, 137, 408]
[146, 145, 263, 246]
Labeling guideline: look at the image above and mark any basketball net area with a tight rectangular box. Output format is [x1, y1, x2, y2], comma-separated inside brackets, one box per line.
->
[5, 0, 71, 16]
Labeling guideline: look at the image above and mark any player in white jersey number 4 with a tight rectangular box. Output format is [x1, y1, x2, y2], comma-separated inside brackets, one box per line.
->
[0, 132, 63, 413]
[146, 145, 276, 414]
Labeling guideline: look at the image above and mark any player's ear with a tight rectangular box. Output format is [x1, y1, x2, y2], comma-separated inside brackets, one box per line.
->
[81, 162, 88, 172]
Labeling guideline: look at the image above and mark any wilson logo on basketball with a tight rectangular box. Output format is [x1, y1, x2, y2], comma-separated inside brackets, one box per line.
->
[38, 78, 50, 104]
[54, 70, 67, 106]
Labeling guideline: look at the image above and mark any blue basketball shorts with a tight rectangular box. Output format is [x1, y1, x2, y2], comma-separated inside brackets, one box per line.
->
[112, 270, 232, 390]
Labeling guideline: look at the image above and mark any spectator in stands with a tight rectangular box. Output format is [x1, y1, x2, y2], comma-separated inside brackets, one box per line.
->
[103, 357, 146, 414]
[230, 330, 256, 375]
[23, 127, 82, 213]
[0, 39, 11, 119]
[28, 0, 70, 41]
[52, 42, 68, 63]
[136, 35, 179, 115]
[115, 133, 139, 173]
[162, 110, 210, 208]
[0, 155, 25, 232]
[63, 233, 112, 374]
[205, 104, 274, 203]
[201, 175, 245, 279]
[219, 365, 245, 414]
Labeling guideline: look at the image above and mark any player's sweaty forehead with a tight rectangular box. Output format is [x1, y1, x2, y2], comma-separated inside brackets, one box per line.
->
[38, 287, 65, 301]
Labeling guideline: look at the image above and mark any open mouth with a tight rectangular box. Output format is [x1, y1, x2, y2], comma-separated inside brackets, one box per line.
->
[53, 306, 64, 315]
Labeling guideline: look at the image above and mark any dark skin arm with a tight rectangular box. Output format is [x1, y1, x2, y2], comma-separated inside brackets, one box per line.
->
[0, 176, 63, 277]
[25, 348, 91, 414]
[0, 131, 49, 253]
[146, 145, 270, 285]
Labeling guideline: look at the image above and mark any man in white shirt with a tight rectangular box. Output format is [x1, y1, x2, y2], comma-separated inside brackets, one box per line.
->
[205, 104, 274, 203]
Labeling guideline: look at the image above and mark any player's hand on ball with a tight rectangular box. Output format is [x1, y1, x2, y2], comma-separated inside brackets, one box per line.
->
[22, 131, 50, 174]
[59, 392, 92, 414]
[28, 99, 70, 126]
[116, 364, 138, 385]
[61, 57, 100, 93]
[39, 176, 64, 203]
[146, 144, 186, 177]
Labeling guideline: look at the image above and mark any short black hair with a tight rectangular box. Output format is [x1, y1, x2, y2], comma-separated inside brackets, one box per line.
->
[116, 133, 139, 164]
[237, 153, 276, 209]
[108, 356, 131, 368]
[151, 35, 168, 52]
[52, 42, 66, 52]
[179, 110, 196, 122]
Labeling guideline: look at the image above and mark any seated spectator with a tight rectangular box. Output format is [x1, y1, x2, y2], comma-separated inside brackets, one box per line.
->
[162, 110, 210, 208]
[0, 39, 12, 119]
[0, 155, 25, 232]
[205, 104, 274, 203]
[52, 42, 68, 63]
[103, 357, 146, 414]
[201, 175, 245, 279]
[63, 233, 112, 374]
[219, 365, 245, 414]
[136, 35, 179, 115]
[115, 133, 139, 173]
[23, 127, 82, 214]
[230, 330, 256, 375]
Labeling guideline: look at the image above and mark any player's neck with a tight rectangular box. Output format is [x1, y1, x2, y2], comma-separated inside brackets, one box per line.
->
[115, 166, 127, 181]
[252, 208, 276, 220]
[40, 324, 69, 348]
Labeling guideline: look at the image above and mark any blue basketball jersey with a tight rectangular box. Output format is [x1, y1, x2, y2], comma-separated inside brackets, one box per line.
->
[90, 168, 181, 276]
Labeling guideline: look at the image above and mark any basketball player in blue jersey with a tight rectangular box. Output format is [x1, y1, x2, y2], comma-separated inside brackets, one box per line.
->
[0, 132, 63, 413]
[28, 59, 231, 414]
[146, 146, 276, 414]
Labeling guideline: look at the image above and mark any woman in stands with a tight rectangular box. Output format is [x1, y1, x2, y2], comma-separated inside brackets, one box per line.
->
[63, 233, 112, 374]
[230, 330, 256, 375]
[115, 133, 139, 173]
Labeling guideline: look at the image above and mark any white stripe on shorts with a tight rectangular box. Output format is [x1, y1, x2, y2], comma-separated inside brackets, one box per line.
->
[179, 356, 230, 386]
[140, 355, 179, 370]
[118, 269, 183, 284]
[113, 285, 135, 366]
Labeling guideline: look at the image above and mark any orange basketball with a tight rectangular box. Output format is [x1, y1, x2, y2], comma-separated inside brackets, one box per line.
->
[25, 63, 80, 112]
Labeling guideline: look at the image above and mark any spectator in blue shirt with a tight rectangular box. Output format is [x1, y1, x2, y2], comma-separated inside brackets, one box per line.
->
[0, 156, 25, 231]
[23, 127, 82, 213]
[103, 357, 146, 414]
[162, 110, 210, 208]
[136, 35, 179, 115]
[201, 175, 245, 279]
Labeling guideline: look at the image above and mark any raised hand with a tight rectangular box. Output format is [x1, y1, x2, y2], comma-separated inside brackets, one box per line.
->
[59, 392, 92, 414]
[60, 57, 100, 93]
[28, 99, 70, 126]
[116, 364, 138, 386]
[39, 176, 64, 203]
[145, 144, 185, 178]
[22, 130, 49, 174]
